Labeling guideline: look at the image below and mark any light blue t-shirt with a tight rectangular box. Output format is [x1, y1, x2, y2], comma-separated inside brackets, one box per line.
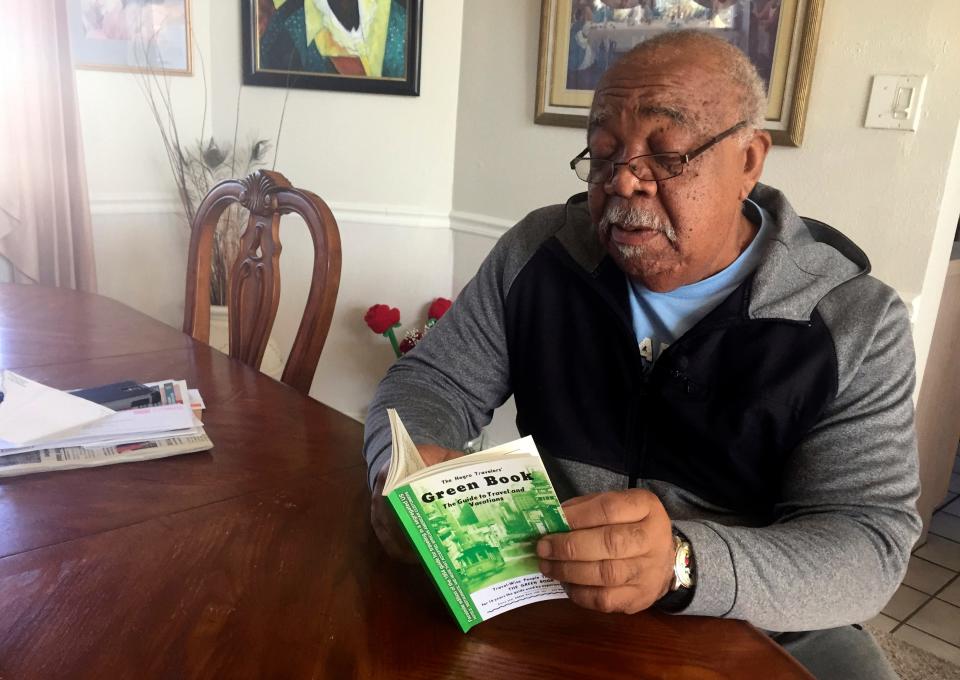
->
[627, 200, 772, 365]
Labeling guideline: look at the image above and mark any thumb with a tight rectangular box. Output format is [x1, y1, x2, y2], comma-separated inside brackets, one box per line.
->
[417, 443, 465, 466]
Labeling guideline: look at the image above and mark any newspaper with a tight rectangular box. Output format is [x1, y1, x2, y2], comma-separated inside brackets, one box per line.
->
[0, 432, 213, 478]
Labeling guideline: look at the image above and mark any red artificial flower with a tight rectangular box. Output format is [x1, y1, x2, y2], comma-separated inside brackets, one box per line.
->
[428, 297, 452, 322]
[364, 304, 400, 334]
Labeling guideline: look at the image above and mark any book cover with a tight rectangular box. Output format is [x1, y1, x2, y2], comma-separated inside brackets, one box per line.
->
[384, 410, 569, 632]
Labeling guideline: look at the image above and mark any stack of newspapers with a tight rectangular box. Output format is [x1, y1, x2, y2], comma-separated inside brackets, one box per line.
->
[0, 371, 213, 478]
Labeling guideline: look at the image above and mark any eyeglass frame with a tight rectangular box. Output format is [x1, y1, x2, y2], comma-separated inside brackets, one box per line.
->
[569, 120, 749, 185]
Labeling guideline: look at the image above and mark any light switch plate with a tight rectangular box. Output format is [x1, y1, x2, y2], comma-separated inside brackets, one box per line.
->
[865, 75, 926, 131]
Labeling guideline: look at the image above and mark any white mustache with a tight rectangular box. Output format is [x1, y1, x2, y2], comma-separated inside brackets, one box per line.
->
[599, 205, 677, 245]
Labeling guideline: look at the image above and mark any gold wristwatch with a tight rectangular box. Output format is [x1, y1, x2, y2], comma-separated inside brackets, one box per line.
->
[670, 533, 695, 591]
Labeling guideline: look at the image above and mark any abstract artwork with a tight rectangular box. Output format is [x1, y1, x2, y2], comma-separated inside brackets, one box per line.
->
[66, 0, 192, 75]
[242, 0, 423, 96]
[536, 0, 824, 146]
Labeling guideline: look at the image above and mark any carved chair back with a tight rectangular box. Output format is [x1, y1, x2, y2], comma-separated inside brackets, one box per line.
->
[182, 170, 342, 395]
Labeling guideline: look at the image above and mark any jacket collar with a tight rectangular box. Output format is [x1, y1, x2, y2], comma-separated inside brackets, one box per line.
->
[746, 183, 869, 321]
[554, 183, 870, 323]
[555, 193, 605, 273]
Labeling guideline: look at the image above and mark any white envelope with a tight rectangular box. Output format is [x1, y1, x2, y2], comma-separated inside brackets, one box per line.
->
[0, 370, 115, 446]
[0, 403, 201, 453]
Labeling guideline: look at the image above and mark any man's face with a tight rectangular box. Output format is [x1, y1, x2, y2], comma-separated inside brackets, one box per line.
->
[587, 51, 761, 292]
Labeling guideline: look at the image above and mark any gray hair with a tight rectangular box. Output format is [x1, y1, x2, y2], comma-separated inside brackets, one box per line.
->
[616, 30, 767, 143]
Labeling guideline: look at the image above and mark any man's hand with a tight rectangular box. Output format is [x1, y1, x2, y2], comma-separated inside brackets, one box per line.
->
[537, 489, 675, 614]
[370, 444, 464, 562]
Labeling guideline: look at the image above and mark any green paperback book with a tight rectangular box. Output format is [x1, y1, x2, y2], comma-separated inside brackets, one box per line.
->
[383, 409, 570, 632]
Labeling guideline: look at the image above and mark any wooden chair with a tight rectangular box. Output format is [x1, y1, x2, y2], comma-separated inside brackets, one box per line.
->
[183, 170, 342, 395]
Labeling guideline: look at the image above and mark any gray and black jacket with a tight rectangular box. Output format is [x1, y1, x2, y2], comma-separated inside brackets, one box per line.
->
[364, 183, 922, 633]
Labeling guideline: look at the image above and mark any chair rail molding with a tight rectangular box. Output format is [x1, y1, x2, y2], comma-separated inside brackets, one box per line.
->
[90, 194, 453, 230]
[449, 210, 514, 239]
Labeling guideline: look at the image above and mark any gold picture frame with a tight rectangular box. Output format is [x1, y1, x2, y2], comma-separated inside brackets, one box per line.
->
[66, 0, 193, 76]
[535, 0, 824, 146]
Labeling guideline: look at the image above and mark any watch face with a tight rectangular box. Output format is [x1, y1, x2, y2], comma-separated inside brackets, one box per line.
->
[674, 537, 694, 590]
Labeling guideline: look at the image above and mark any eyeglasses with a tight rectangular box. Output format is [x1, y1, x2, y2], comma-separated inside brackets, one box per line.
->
[569, 120, 748, 185]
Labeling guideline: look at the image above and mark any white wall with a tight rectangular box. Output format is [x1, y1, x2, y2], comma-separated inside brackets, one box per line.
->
[451, 0, 960, 434]
[76, 1, 213, 327]
[76, 0, 465, 421]
[451, 2, 585, 221]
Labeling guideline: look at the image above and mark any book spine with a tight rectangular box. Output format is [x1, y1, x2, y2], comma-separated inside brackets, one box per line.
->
[387, 488, 481, 632]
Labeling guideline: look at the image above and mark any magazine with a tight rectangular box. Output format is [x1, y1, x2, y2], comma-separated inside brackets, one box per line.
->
[383, 409, 570, 632]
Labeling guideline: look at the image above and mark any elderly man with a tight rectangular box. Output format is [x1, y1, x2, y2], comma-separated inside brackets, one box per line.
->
[363, 30, 919, 679]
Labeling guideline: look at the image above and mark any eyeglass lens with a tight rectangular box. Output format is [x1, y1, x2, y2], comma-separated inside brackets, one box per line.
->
[574, 154, 685, 184]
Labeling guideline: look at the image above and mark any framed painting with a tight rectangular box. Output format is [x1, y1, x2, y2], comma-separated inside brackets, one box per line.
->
[535, 0, 824, 146]
[66, 0, 192, 75]
[242, 0, 423, 96]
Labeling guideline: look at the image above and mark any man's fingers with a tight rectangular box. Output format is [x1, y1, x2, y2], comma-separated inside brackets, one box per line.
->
[540, 555, 646, 587]
[560, 492, 602, 509]
[537, 522, 650, 561]
[371, 505, 419, 563]
[370, 474, 419, 563]
[417, 444, 465, 466]
[563, 584, 655, 615]
[559, 489, 658, 530]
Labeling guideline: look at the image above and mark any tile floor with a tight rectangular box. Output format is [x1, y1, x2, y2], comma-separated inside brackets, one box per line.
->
[869, 452, 960, 665]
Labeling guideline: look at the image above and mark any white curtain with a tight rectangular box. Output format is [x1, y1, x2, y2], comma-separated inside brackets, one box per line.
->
[0, 0, 97, 291]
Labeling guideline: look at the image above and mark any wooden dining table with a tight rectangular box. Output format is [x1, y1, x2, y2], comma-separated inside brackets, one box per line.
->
[0, 284, 813, 679]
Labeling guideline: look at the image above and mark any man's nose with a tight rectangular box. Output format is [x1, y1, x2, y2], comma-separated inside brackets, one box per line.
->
[605, 162, 659, 199]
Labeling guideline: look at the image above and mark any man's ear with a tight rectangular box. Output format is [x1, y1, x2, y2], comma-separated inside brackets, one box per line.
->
[739, 130, 772, 200]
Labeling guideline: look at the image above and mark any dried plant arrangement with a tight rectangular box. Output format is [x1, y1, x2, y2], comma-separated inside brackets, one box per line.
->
[133, 39, 288, 304]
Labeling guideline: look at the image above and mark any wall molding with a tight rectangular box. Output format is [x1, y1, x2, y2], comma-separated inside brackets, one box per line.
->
[90, 195, 516, 236]
[90, 193, 452, 229]
[330, 202, 450, 229]
[449, 210, 514, 239]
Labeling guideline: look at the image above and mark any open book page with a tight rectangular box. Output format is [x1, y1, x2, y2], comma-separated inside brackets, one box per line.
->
[383, 409, 428, 493]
